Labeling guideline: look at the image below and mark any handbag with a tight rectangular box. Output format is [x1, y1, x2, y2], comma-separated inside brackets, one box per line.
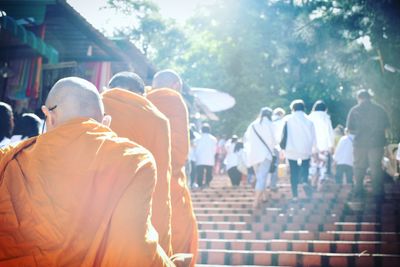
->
[252, 124, 277, 173]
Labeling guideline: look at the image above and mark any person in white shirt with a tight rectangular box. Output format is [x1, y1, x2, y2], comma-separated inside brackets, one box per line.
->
[308, 100, 334, 186]
[224, 135, 238, 173]
[188, 124, 200, 188]
[194, 123, 217, 188]
[333, 129, 354, 185]
[226, 140, 245, 187]
[396, 143, 400, 161]
[244, 107, 277, 209]
[0, 102, 15, 149]
[280, 100, 316, 200]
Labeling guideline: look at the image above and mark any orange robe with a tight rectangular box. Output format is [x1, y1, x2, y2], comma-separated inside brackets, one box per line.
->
[147, 88, 198, 266]
[0, 118, 174, 267]
[102, 88, 172, 255]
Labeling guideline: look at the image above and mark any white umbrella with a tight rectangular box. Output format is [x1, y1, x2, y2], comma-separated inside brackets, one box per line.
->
[190, 87, 235, 112]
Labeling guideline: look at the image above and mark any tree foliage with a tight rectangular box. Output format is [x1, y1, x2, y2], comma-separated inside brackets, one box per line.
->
[108, 0, 400, 141]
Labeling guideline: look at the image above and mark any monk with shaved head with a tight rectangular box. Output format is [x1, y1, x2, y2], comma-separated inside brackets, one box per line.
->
[0, 77, 174, 266]
[147, 70, 198, 266]
[102, 71, 173, 256]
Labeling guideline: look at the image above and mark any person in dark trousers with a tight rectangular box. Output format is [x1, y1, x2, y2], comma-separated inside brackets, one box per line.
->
[194, 123, 217, 188]
[280, 100, 316, 200]
[346, 89, 390, 200]
[227, 141, 244, 187]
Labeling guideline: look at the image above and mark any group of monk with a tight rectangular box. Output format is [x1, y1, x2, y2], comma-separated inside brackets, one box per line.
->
[0, 70, 198, 266]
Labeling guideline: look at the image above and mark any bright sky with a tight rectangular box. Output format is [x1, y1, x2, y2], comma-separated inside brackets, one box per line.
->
[67, 0, 213, 35]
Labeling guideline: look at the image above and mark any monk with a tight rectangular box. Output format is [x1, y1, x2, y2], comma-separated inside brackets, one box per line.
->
[102, 72, 172, 255]
[147, 70, 198, 266]
[0, 77, 174, 266]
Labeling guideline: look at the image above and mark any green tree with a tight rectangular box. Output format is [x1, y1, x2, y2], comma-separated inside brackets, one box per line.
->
[106, 0, 400, 141]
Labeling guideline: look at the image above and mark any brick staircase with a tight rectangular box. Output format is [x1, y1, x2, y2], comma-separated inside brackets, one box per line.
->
[192, 175, 400, 266]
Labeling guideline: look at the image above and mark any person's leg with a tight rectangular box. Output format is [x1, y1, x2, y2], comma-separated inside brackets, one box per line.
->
[335, 164, 345, 184]
[227, 167, 236, 186]
[270, 149, 279, 190]
[300, 159, 311, 184]
[197, 165, 205, 187]
[343, 165, 353, 185]
[368, 147, 384, 198]
[288, 160, 299, 198]
[300, 159, 312, 198]
[318, 152, 327, 182]
[232, 167, 242, 186]
[254, 159, 271, 208]
[235, 167, 243, 186]
[247, 167, 255, 186]
[205, 165, 213, 186]
[353, 146, 369, 197]
[327, 152, 332, 176]
[190, 161, 196, 186]
[214, 153, 220, 174]
[347, 166, 354, 185]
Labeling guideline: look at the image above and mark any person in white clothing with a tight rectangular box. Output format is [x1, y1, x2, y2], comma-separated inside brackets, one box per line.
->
[226, 140, 245, 186]
[194, 123, 217, 188]
[244, 107, 277, 209]
[280, 100, 316, 200]
[0, 102, 15, 149]
[188, 124, 200, 188]
[269, 107, 286, 191]
[308, 100, 334, 186]
[333, 129, 354, 185]
[397, 144, 400, 161]
[224, 135, 240, 185]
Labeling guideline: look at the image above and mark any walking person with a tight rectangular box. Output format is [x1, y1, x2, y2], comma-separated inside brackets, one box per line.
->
[333, 128, 354, 185]
[225, 137, 245, 187]
[244, 107, 277, 209]
[346, 89, 390, 201]
[308, 100, 334, 187]
[280, 100, 316, 200]
[0, 102, 15, 149]
[189, 124, 199, 189]
[194, 123, 217, 188]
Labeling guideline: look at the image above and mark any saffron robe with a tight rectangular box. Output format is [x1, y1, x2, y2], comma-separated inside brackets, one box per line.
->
[102, 88, 172, 255]
[147, 88, 198, 266]
[0, 118, 174, 267]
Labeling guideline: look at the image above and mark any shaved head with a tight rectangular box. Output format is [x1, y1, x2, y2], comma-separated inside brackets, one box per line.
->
[108, 71, 145, 94]
[152, 69, 183, 92]
[44, 77, 104, 129]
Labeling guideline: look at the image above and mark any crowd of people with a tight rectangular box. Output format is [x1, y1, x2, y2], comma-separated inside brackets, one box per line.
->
[0, 70, 197, 266]
[0, 69, 398, 266]
[188, 90, 397, 210]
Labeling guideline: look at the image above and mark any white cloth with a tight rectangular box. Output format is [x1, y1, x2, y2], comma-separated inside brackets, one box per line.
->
[397, 143, 400, 161]
[333, 135, 354, 166]
[308, 111, 334, 152]
[272, 117, 286, 148]
[194, 133, 217, 166]
[284, 111, 316, 160]
[0, 135, 23, 149]
[244, 117, 277, 167]
[0, 137, 11, 148]
[224, 140, 237, 170]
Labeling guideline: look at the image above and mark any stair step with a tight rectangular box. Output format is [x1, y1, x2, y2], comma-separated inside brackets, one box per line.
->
[197, 249, 400, 266]
[198, 238, 400, 253]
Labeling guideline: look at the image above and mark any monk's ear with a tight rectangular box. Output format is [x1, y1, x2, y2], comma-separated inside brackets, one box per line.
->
[102, 115, 112, 127]
[41, 105, 49, 118]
